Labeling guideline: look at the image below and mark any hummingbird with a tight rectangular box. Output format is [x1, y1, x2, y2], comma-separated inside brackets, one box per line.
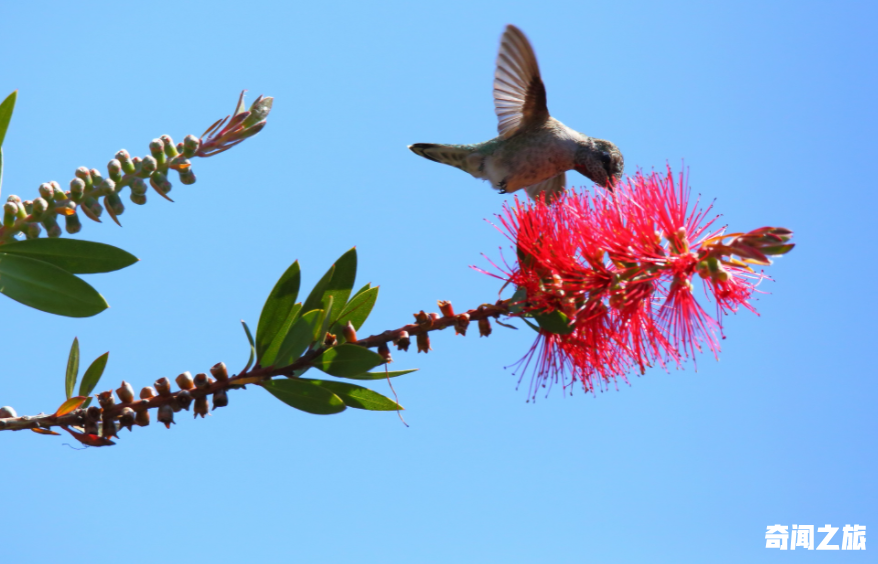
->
[409, 25, 624, 200]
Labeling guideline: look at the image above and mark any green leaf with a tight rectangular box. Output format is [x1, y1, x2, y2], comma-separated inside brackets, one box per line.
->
[0, 91, 16, 148]
[79, 351, 109, 398]
[301, 264, 335, 314]
[0, 147, 4, 196]
[301, 247, 357, 326]
[255, 260, 301, 361]
[534, 310, 575, 335]
[330, 368, 418, 380]
[332, 286, 378, 336]
[0, 239, 138, 274]
[241, 320, 255, 372]
[262, 379, 346, 415]
[323, 247, 357, 323]
[0, 253, 108, 317]
[273, 310, 320, 367]
[318, 295, 334, 344]
[261, 303, 301, 366]
[508, 287, 527, 315]
[65, 337, 80, 400]
[349, 282, 372, 302]
[312, 344, 386, 378]
[300, 379, 402, 411]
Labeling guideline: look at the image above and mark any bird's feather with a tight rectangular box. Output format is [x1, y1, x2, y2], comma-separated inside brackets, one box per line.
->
[494, 25, 549, 139]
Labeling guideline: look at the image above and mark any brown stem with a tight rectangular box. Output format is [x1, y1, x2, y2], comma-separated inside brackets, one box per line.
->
[0, 299, 511, 437]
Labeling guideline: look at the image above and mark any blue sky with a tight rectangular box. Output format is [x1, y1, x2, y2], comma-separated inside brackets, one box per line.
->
[0, 1, 875, 562]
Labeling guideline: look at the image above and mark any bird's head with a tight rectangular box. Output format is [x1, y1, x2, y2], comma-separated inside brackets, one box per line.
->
[574, 139, 624, 190]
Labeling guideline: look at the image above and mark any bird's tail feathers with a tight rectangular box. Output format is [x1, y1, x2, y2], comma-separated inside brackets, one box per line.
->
[408, 143, 475, 173]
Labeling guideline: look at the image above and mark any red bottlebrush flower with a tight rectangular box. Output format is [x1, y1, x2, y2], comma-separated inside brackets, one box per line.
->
[486, 165, 792, 400]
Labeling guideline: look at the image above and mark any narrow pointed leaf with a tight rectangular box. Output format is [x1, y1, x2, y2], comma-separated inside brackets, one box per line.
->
[323, 247, 357, 324]
[312, 344, 386, 378]
[349, 282, 372, 302]
[53, 396, 88, 417]
[332, 286, 378, 336]
[336, 368, 418, 381]
[241, 320, 255, 372]
[261, 303, 302, 366]
[0, 253, 108, 317]
[0, 147, 4, 196]
[302, 264, 335, 314]
[262, 379, 346, 415]
[31, 428, 61, 436]
[0, 239, 138, 274]
[318, 296, 334, 344]
[256, 260, 301, 361]
[65, 337, 80, 399]
[300, 379, 402, 411]
[0, 90, 16, 147]
[273, 310, 320, 367]
[78, 352, 109, 398]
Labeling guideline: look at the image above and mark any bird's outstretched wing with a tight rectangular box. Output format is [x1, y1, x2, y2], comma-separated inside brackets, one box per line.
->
[524, 172, 566, 201]
[494, 25, 549, 139]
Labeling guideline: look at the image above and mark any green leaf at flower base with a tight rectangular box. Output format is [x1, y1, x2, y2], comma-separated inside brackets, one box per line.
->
[262, 379, 346, 415]
[332, 368, 418, 380]
[273, 310, 321, 367]
[256, 260, 301, 362]
[0, 239, 138, 274]
[78, 351, 109, 408]
[0, 253, 108, 317]
[312, 343, 386, 378]
[300, 379, 402, 411]
[508, 287, 527, 315]
[0, 91, 16, 148]
[534, 310, 575, 335]
[65, 337, 80, 400]
[241, 320, 256, 372]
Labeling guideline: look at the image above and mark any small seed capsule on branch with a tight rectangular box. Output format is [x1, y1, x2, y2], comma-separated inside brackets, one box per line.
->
[140, 386, 157, 400]
[119, 408, 136, 431]
[116, 381, 135, 404]
[65, 213, 82, 234]
[193, 397, 209, 419]
[323, 333, 337, 347]
[0, 406, 17, 418]
[175, 372, 195, 390]
[134, 408, 150, 427]
[416, 332, 431, 354]
[154, 378, 172, 397]
[478, 317, 492, 337]
[101, 419, 118, 439]
[342, 321, 357, 344]
[395, 331, 410, 352]
[455, 313, 470, 336]
[174, 390, 192, 412]
[438, 300, 455, 317]
[161, 135, 178, 158]
[158, 404, 175, 428]
[212, 389, 229, 410]
[210, 362, 229, 382]
[193, 373, 210, 389]
[377, 342, 392, 363]
[97, 390, 116, 409]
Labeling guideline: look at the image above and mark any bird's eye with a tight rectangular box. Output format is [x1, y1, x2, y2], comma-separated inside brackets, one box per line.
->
[599, 151, 612, 164]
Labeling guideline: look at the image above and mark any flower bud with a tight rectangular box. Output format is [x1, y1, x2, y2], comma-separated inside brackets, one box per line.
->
[24, 222, 41, 239]
[38, 182, 55, 200]
[139, 156, 157, 177]
[438, 300, 455, 317]
[0, 406, 17, 418]
[158, 404, 175, 428]
[478, 317, 492, 337]
[154, 377, 172, 397]
[179, 168, 196, 185]
[135, 408, 150, 427]
[116, 150, 136, 174]
[212, 389, 228, 410]
[3, 202, 18, 227]
[377, 342, 392, 363]
[182, 135, 200, 158]
[161, 135, 178, 158]
[149, 139, 164, 159]
[455, 313, 470, 336]
[119, 407, 136, 431]
[149, 171, 171, 195]
[107, 158, 123, 181]
[89, 169, 104, 188]
[42, 215, 62, 238]
[323, 332, 337, 347]
[140, 386, 157, 400]
[395, 331, 410, 352]
[342, 321, 357, 343]
[193, 373, 210, 389]
[96, 179, 116, 198]
[129, 193, 147, 206]
[210, 362, 229, 382]
[116, 381, 135, 403]
[174, 389, 192, 412]
[69, 178, 86, 201]
[97, 390, 116, 409]
[175, 372, 194, 390]
[6, 195, 21, 203]
[193, 396, 209, 419]
[416, 332, 431, 353]
[64, 213, 82, 234]
[31, 197, 48, 217]
[81, 196, 102, 220]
